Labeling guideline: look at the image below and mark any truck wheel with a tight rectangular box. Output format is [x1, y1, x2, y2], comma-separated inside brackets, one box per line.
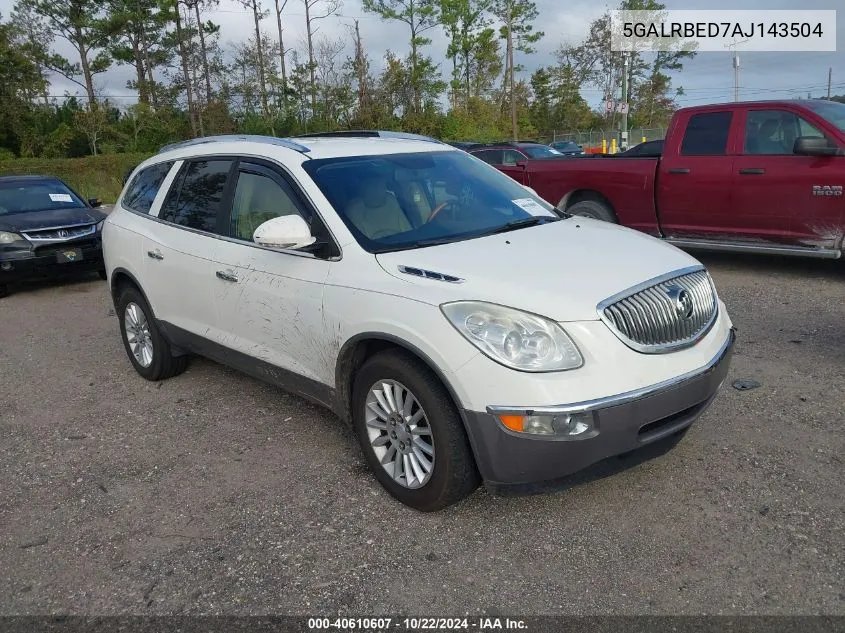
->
[351, 349, 480, 512]
[117, 285, 188, 381]
[568, 199, 617, 223]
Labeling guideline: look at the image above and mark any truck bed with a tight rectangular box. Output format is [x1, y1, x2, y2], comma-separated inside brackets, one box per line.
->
[525, 157, 661, 236]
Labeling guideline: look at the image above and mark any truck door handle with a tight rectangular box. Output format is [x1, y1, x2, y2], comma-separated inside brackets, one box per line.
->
[146, 249, 164, 260]
[215, 269, 239, 283]
[739, 168, 765, 175]
[668, 168, 690, 174]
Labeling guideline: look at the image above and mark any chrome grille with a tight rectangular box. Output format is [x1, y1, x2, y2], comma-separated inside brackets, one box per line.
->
[21, 224, 96, 243]
[598, 268, 718, 354]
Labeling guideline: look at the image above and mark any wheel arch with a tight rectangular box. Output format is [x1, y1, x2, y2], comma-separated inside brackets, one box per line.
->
[558, 189, 617, 216]
[110, 267, 151, 309]
[334, 333, 468, 428]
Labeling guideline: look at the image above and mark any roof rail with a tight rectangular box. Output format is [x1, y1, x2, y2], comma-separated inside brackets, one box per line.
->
[158, 135, 311, 154]
[294, 130, 444, 144]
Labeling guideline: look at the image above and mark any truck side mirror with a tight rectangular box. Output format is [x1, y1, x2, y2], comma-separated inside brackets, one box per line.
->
[793, 136, 842, 157]
[515, 160, 527, 169]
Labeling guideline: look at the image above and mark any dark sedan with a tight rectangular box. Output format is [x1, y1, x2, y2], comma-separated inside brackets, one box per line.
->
[0, 176, 107, 298]
[549, 140, 584, 155]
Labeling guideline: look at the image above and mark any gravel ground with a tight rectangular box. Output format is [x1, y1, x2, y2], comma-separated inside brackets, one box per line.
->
[1, 253, 843, 617]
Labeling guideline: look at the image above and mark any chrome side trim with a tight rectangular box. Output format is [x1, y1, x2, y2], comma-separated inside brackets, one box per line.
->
[665, 238, 842, 260]
[486, 328, 735, 417]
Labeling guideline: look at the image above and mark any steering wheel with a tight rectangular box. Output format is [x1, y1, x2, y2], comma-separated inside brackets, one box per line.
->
[424, 200, 460, 224]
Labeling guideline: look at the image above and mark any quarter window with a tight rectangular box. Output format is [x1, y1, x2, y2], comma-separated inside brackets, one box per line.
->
[159, 160, 232, 232]
[122, 162, 173, 214]
[681, 112, 733, 156]
[229, 170, 306, 242]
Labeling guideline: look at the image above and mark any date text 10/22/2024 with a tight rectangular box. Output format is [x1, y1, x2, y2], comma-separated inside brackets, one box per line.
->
[307, 617, 529, 631]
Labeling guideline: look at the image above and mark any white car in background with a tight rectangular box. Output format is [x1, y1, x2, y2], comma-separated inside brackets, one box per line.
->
[103, 133, 735, 511]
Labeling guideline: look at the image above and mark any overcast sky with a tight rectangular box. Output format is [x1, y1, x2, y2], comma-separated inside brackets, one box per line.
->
[2, 0, 843, 114]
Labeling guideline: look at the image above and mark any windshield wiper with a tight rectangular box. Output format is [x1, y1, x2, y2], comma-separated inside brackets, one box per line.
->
[485, 216, 558, 235]
[374, 216, 559, 253]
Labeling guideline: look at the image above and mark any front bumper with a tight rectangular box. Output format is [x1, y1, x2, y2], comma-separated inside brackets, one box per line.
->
[0, 240, 104, 284]
[463, 328, 735, 487]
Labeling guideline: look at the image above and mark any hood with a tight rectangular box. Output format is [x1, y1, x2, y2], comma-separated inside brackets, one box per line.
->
[0, 207, 106, 233]
[375, 218, 702, 322]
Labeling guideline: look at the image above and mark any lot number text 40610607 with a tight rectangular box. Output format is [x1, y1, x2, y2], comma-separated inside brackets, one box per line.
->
[307, 617, 529, 631]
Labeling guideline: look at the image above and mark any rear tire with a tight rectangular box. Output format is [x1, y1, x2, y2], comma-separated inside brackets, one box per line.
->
[351, 349, 480, 511]
[568, 199, 617, 223]
[116, 285, 188, 381]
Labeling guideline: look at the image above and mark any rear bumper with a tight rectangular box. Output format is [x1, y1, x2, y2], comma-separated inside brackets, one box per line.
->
[463, 328, 735, 487]
[0, 243, 104, 284]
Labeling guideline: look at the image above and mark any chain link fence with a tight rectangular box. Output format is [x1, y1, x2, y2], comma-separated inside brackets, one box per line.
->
[541, 128, 667, 152]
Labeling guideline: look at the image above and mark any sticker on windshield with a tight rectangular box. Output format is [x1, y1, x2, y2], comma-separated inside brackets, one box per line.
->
[49, 193, 73, 202]
[512, 198, 554, 217]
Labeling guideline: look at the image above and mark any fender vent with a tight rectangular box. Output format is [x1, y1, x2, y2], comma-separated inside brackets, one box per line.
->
[398, 265, 464, 283]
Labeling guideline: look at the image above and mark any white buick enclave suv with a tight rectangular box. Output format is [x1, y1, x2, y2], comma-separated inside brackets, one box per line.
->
[103, 133, 735, 511]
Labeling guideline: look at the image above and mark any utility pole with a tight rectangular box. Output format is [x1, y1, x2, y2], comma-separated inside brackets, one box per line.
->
[726, 38, 749, 102]
[620, 52, 629, 151]
[828, 67, 833, 99]
[506, 0, 517, 141]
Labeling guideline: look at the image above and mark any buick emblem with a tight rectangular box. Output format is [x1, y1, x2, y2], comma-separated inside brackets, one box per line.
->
[666, 285, 694, 319]
[58, 229, 69, 238]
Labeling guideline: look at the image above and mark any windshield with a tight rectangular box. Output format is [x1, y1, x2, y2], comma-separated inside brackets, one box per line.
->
[521, 145, 563, 158]
[802, 100, 845, 134]
[554, 142, 579, 150]
[302, 150, 562, 253]
[0, 179, 86, 216]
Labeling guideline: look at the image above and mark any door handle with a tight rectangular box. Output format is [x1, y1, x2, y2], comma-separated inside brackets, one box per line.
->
[215, 269, 239, 283]
[146, 250, 164, 260]
[738, 168, 765, 175]
[668, 168, 691, 174]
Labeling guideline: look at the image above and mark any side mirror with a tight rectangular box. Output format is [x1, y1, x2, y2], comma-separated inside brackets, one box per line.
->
[793, 136, 842, 157]
[253, 215, 316, 250]
[515, 160, 527, 169]
[88, 197, 102, 208]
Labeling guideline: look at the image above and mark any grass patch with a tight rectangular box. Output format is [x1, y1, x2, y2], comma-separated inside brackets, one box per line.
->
[0, 154, 151, 203]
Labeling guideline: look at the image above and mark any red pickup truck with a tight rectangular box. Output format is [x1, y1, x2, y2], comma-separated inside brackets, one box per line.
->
[472, 100, 845, 259]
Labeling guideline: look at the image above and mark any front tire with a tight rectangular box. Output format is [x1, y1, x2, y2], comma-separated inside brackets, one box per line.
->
[116, 285, 187, 381]
[352, 349, 480, 511]
[567, 199, 617, 223]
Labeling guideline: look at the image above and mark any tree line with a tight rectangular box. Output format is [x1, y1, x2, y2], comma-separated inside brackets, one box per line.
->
[0, 0, 693, 158]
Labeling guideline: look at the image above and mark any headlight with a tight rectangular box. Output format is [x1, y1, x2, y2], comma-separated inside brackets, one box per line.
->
[441, 301, 584, 372]
[0, 231, 28, 247]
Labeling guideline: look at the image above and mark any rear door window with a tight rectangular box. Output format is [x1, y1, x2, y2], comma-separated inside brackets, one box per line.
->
[122, 162, 173, 214]
[681, 112, 733, 155]
[472, 149, 503, 165]
[159, 160, 233, 233]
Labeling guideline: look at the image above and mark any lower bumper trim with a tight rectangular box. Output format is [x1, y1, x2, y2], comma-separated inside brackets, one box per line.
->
[463, 330, 735, 486]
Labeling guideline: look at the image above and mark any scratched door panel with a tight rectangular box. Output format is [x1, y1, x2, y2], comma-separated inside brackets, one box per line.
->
[212, 238, 332, 385]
